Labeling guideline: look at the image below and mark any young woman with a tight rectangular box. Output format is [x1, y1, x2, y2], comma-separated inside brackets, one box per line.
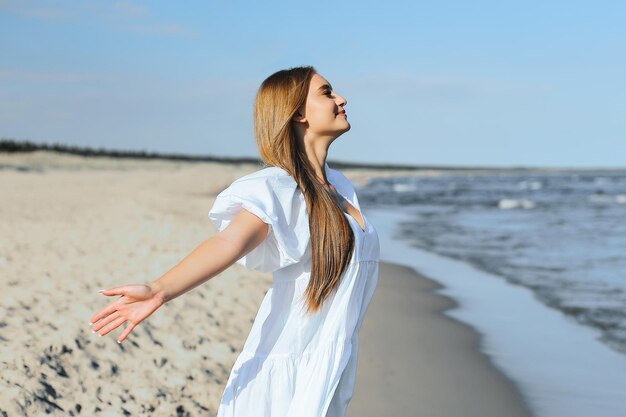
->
[89, 66, 380, 417]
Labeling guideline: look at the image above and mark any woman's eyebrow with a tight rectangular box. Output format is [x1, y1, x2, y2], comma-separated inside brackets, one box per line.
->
[317, 84, 333, 92]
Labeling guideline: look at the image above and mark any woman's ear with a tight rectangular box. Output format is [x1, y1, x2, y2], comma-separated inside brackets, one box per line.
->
[292, 107, 306, 123]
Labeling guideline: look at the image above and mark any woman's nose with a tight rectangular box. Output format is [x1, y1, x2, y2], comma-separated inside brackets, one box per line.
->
[336, 94, 347, 107]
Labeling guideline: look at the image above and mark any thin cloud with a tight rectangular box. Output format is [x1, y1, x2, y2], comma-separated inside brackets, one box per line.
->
[0, 69, 128, 84]
[344, 73, 552, 102]
[109, 1, 148, 19]
[126, 22, 197, 38]
[0, 0, 195, 39]
[0, 0, 73, 20]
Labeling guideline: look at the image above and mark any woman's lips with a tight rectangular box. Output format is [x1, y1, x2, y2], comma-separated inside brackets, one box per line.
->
[337, 111, 347, 117]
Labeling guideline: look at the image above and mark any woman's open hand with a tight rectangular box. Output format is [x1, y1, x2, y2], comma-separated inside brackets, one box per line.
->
[88, 284, 164, 344]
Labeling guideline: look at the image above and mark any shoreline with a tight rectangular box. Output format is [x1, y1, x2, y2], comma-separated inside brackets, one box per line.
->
[347, 261, 533, 417]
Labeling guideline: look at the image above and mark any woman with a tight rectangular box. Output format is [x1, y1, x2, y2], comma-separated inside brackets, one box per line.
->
[89, 66, 380, 417]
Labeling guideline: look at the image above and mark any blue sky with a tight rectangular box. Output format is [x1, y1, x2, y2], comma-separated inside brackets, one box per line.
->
[1, 0, 624, 168]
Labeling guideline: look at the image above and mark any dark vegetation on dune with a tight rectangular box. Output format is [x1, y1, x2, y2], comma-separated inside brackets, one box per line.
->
[0, 138, 261, 165]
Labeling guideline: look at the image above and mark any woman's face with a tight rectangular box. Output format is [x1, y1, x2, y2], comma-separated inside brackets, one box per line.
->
[295, 73, 350, 138]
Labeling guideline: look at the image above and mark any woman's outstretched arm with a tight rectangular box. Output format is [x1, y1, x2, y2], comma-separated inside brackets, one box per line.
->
[88, 209, 269, 343]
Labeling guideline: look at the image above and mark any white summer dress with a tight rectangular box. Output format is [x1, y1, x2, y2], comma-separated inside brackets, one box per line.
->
[208, 162, 380, 417]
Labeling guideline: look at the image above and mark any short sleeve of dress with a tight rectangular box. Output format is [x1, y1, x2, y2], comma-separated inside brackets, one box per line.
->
[207, 171, 310, 273]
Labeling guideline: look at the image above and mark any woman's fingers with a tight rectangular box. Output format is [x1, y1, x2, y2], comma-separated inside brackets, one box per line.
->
[117, 321, 137, 344]
[89, 285, 145, 324]
[88, 284, 157, 343]
[97, 315, 127, 337]
[89, 301, 123, 326]
[91, 310, 119, 334]
[98, 287, 123, 296]
[100, 285, 152, 300]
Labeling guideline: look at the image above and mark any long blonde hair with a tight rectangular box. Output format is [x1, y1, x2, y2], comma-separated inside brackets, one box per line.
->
[253, 66, 354, 315]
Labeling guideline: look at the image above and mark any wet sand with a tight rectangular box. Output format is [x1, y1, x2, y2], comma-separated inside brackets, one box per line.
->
[347, 262, 533, 417]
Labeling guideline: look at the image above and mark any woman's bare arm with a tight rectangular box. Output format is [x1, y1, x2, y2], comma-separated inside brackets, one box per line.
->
[149, 209, 269, 304]
[89, 209, 269, 342]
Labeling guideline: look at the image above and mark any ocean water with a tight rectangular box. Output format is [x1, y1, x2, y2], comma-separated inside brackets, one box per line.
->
[358, 169, 626, 356]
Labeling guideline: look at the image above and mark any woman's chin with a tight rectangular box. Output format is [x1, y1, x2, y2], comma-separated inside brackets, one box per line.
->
[335, 125, 351, 138]
[326, 123, 351, 138]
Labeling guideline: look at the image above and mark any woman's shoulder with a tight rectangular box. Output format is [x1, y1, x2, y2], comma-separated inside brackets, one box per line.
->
[231, 165, 297, 189]
[230, 163, 355, 193]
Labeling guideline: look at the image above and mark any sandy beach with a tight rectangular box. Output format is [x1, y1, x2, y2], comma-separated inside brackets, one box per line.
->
[0, 151, 532, 416]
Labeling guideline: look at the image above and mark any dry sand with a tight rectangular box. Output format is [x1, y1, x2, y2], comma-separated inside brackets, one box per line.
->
[0, 152, 532, 416]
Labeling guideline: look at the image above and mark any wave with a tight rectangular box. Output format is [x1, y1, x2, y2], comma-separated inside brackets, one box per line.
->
[588, 193, 626, 204]
[498, 199, 536, 209]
